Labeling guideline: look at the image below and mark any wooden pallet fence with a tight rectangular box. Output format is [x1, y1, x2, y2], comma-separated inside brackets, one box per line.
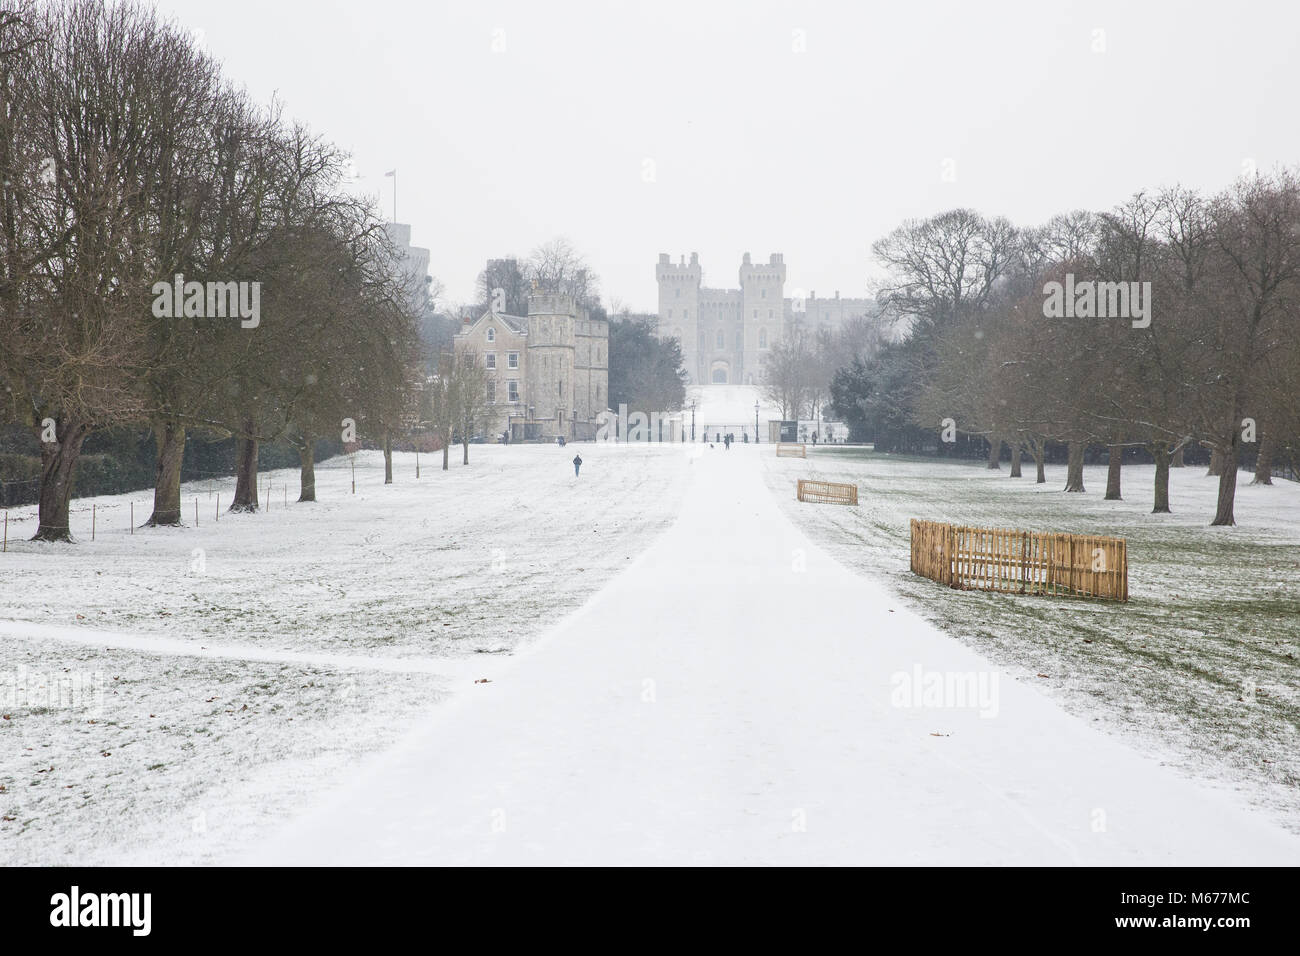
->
[796, 479, 858, 505]
[909, 519, 1127, 601]
[776, 443, 807, 458]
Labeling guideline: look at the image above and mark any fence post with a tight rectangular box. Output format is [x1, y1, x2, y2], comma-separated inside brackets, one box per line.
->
[945, 524, 956, 588]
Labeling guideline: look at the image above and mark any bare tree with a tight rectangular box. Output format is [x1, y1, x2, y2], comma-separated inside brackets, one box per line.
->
[525, 237, 599, 310]
[761, 331, 814, 420]
[452, 347, 492, 465]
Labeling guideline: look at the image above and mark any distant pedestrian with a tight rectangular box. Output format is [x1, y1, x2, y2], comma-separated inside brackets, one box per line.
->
[573, 453, 582, 477]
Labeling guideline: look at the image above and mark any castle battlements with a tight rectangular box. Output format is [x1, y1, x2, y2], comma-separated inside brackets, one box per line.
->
[655, 252, 873, 386]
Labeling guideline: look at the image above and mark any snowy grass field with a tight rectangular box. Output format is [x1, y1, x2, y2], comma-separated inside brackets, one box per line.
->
[4, 426, 1298, 864]
[765, 447, 1300, 828]
[0, 443, 690, 864]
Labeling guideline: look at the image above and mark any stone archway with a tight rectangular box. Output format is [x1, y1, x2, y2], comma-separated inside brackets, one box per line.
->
[710, 361, 729, 384]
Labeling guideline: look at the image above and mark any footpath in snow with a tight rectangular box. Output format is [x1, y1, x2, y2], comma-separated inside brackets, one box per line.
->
[242, 443, 1300, 866]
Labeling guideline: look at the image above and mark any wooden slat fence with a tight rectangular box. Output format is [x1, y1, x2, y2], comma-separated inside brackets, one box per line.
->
[796, 479, 858, 506]
[909, 519, 1127, 601]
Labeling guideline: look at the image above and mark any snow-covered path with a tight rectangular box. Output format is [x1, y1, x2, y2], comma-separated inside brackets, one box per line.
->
[243, 444, 1300, 865]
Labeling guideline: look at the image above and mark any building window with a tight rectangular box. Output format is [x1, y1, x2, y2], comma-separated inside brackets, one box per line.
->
[753, 309, 758, 318]
[487, 380, 496, 402]
[508, 352, 519, 369]
[761, 288, 766, 299]
[735, 331, 742, 348]
[759, 328, 768, 348]
[768, 310, 773, 319]
[683, 310, 688, 319]
[486, 327, 495, 342]
[716, 330, 724, 348]
[486, 352, 496, 369]
[508, 380, 519, 402]
[675, 288, 680, 298]
[667, 308, 673, 319]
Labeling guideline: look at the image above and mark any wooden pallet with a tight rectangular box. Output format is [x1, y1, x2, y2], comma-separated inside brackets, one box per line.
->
[796, 479, 858, 505]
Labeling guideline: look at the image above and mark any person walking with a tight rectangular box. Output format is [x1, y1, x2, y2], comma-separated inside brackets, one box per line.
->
[572, 453, 583, 477]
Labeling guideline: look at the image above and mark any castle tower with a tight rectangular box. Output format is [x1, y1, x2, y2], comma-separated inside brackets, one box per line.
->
[526, 292, 577, 434]
[656, 253, 701, 384]
[740, 253, 785, 386]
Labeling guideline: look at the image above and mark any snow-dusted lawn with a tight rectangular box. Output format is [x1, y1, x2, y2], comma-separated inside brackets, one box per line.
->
[764, 447, 1300, 826]
[237, 443, 1299, 865]
[0, 442, 691, 864]
[2, 444, 690, 658]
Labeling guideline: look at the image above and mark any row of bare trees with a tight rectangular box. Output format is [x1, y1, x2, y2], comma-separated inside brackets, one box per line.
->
[870, 173, 1300, 525]
[0, 0, 423, 541]
[761, 315, 888, 421]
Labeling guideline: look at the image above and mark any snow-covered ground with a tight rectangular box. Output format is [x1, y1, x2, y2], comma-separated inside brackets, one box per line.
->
[4, 422, 1297, 865]
[764, 446, 1300, 830]
[241, 442, 1299, 865]
[0, 443, 690, 864]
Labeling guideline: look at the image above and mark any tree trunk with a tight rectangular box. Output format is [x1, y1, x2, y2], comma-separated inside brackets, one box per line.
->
[1032, 441, 1046, 483]
[230, 419, 259, 512]
[1252, 436, 1274, 485]
[298, 435, 316, 502]
[1171, 444, 1185, 468]
[1009, 444, 1022, 477]
[383, 430, 393, 484]
[442, 438, 449, 471]
[1064, 441, 1086, 492]
[146, 420, 186, 526]
[1207, 448, 1223, 477]
[986, 435, 1001, 469]
[1151, 442, 1171, 513]
[1211, 437, 1239, 526]
[32, 419, 90, 542]
[1104, 444, 1123, 500]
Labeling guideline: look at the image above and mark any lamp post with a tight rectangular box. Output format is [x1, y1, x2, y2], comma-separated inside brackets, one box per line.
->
[754, 400, 760, 444]
[690, 400, 696, 441]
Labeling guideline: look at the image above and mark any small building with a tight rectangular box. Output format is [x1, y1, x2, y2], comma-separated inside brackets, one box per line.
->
[798, 420, 847, 444]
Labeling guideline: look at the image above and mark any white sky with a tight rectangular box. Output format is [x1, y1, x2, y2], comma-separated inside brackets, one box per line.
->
[153, 0, 1300, 310]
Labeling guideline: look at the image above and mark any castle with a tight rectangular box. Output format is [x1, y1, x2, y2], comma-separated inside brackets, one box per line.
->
[456, 292, 609, 442]
[656, 252, 874, 386]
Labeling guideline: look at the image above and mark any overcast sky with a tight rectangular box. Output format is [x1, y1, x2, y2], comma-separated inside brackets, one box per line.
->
[152, 0, 1300, 311]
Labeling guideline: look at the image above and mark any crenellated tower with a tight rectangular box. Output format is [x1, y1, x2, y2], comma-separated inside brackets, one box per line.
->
[739, 253, 786, 386]
[656, 252, 701, 382]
